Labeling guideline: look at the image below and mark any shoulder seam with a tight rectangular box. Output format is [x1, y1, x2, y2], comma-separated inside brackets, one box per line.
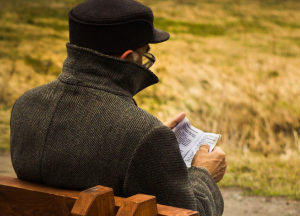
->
[39, 82, 66, 183]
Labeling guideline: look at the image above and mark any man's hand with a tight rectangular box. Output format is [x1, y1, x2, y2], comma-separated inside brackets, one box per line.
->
[192, 145, 227, 183]
[164, 112, 186, 129]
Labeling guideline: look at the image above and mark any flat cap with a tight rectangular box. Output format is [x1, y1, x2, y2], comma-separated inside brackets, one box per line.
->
[69, 0, 170, 55]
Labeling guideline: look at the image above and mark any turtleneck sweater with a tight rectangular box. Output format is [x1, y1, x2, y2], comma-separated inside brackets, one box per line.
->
[10, 43, 223, 216]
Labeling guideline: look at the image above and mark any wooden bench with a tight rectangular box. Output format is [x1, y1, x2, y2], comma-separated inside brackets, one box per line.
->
[0, 175, 199, 216]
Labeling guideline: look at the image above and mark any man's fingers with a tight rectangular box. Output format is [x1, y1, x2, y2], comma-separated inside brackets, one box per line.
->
[198, 144, 210, 154]
[164, 112, 186, 129]
[212, 146, 222, 151]
[212, 146, 226, 162]
[212, 146, 224, 154]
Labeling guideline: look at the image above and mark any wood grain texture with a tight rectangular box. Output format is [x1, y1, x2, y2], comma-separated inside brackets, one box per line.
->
[70, 185, 116, 216]
[0, 184, 76, 216]
[116, 194, 157, 216]
[156, 205, 200, 216]
[0, 175, 199, 216]
[114, 198, 200, 216]
[0, 176, 78, 216]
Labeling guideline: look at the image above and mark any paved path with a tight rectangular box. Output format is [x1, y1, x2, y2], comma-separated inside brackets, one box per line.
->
[220, 188, 300, 216]
[0, 154, 299, 215]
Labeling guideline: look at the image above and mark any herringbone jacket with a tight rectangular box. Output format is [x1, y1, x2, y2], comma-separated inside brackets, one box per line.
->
[10, 43, 224, 216]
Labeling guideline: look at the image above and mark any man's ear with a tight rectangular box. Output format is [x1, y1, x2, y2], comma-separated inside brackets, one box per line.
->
[120, 50, 133, 59]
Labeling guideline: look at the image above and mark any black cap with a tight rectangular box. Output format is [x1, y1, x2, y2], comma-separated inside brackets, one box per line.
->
[69, 0, 170, 55]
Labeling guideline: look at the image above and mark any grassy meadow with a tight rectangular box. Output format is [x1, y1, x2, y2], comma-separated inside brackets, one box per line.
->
[0, 0, 300, 199]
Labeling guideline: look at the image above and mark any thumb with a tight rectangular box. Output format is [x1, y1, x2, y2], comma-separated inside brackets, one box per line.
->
[164, 112, 186, 129]
[198, 144, 210, 155]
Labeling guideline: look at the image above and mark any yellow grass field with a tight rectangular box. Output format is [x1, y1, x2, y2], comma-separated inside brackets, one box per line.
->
[0, 0, 299, 199]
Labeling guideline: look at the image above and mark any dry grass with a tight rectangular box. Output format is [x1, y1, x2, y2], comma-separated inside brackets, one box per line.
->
[0, 0, 300, 198]
[136, 0, 300, 156]
[219, 150, 300, 200]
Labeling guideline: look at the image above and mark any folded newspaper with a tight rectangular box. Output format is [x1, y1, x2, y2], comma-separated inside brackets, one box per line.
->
[172, 117, 221, 167]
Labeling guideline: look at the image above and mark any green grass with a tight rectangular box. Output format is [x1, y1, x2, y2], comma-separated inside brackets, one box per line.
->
[154, 17, 271, 37]
[24, 56, 61, 75]
[27, 20, 69, 31]
[1, 1, 72, 22]
[0, 26, 21, 42]
[0, 108, 11, 152]
[219, 151, 300, 200]
[262, 15, 300, 29]
[155, 17, 226, 37]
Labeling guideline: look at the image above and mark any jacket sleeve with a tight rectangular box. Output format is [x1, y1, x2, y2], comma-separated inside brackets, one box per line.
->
[123, 125, 224, 216]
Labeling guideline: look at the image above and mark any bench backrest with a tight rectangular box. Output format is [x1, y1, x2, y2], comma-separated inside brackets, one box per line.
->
[0, 175, 199, 216]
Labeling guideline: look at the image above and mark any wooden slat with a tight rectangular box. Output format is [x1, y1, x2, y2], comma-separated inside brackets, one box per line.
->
[0, 176, 78, 216]
[0, 175, 80, 199]
[156, 206, 199, 216]
[70, 186, 116, 216]
[116, 194, 157, 216]
[0, 175, 199, 216]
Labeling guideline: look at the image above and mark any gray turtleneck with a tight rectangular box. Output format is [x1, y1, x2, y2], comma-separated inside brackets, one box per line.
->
[10, 43, 224, 216]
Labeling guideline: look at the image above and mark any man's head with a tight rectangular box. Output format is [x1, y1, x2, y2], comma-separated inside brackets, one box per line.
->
[69, 0, 170, 65]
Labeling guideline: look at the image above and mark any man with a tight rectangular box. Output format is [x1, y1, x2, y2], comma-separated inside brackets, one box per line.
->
[10, 0, 227, 215]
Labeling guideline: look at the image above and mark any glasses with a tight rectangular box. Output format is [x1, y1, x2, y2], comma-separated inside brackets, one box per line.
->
[134, 50, 156, 69]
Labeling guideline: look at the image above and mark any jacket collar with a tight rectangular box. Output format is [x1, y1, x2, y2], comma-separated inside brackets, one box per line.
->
[58, 43, 159, 99]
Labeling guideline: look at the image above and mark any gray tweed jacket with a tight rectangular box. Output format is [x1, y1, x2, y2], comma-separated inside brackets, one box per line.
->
[10, 43, 224, 216]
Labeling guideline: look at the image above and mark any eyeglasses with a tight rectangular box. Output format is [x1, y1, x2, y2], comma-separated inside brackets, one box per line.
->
[134, 50, 156, 69]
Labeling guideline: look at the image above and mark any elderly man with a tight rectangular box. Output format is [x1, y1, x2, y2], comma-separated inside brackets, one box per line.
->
[10, 0, 227, 215]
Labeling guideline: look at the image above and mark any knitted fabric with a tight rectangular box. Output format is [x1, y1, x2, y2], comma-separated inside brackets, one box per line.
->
[10, 43, 223, 216]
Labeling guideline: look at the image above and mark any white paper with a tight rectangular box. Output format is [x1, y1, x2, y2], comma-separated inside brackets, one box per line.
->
[172, 117, 221, 167]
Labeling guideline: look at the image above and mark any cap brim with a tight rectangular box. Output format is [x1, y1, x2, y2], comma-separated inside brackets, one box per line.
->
[150, 28, 170, 43]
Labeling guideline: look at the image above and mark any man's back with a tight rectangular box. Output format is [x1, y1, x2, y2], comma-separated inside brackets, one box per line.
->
[10, 43, 163, 194]
[10, 43, 224, 215]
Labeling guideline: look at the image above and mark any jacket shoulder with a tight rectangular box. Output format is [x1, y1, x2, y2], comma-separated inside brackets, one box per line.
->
[109, 101, 165, 142]
[10, 79, 64, 182]
[13, 79, 62, 108]
[84, 88, 165, 137]
[129, 105, 164, 128]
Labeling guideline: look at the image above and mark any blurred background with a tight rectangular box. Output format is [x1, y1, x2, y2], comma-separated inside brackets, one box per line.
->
[0, 0, 299, 215]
